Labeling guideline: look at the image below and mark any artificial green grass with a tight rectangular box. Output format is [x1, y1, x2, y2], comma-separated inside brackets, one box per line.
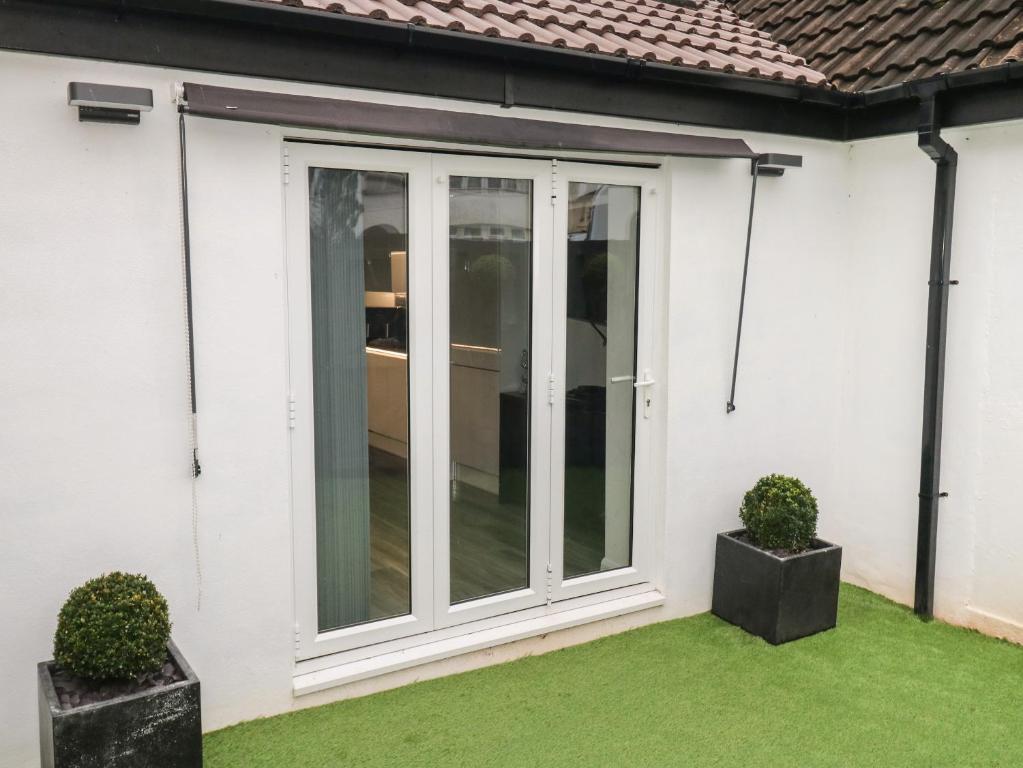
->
[204, 585, 1023, 767]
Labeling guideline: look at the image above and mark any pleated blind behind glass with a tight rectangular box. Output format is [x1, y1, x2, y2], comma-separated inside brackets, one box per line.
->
[308, 167, 413, 633]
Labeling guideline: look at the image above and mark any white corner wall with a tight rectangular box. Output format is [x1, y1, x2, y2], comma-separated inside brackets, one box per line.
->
[839, 121, 1023, 638]
[662, 144, 850, 617]
[3, 46, 1023, 768]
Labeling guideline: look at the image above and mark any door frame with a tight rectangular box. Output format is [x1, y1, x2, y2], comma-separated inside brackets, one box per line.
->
[285, 142, 662, 661]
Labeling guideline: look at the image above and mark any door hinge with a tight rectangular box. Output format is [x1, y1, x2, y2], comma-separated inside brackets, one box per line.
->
[282, 145, 290, 185]
[547, 373, 556, 405]
[546, 562, 553, 605]
[288, 391, 297, 429]
[550, 158, 559, 206]
[294, 622, 301, 653]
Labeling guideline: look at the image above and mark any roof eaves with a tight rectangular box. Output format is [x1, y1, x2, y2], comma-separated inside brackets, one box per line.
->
[9, 0, 1023, 138]
[253, 0, 833, 87]
[129, 0, 847, 104]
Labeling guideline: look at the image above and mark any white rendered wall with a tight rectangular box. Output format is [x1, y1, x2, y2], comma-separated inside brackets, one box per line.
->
[832, 132, 931, 606]
[5, 47, 1020, 768]
[0, 55, 298, 768]
[660, 144, 850, 617]
[0, 50, 844, 766]
[839, 122, 1023, 639]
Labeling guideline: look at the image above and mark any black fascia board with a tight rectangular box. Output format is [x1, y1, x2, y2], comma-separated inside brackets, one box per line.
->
[6, 0, 847, 106]
[3, 0, 1023, 140]
[845, 62, 1023, 140]
[0, 0, 847, 138]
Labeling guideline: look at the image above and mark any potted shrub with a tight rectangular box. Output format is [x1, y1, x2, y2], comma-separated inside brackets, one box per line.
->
[38, 572, 202, 767]
[712, 474, 841, 644]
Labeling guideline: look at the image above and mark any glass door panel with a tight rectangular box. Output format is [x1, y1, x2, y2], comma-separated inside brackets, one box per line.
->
[448, 175, 533, 604]
[433, 157, 552, 627]
[288, 145, 433, 659]
[550, 165, 658, 601]
[308, 167, 413, 631]
[563, 182, 640, 579]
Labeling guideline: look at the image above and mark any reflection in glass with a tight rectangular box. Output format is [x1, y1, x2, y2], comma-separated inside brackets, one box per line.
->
[448, 175, 532, 604]
[309, 168, 411, 632]
[563, 182, 640, 579]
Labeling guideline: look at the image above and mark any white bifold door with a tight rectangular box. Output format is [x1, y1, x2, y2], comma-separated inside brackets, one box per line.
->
[285, 143, 658, 660]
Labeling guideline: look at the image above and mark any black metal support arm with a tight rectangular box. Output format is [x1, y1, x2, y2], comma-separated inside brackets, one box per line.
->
[179, 112, 201, 478]
[914, 97, 958, 618]
[726, 154, 802, 413]
[726, 158, 759, 414]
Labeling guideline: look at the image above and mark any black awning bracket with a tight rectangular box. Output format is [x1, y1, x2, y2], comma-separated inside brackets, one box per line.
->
[752, 153, 803, 177]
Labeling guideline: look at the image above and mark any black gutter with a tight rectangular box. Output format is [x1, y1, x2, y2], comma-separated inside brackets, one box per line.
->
[857, 61, 1023, 106]
[913, 97, 958, 619]
[846, 62, 1023, 139]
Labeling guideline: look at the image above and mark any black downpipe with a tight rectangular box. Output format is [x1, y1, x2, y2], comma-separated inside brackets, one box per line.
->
[914, 97, 958, 618]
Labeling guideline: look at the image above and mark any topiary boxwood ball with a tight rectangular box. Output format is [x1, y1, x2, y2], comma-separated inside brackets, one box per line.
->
[740, 474, 819, 552]
[54, 572, 171, 680]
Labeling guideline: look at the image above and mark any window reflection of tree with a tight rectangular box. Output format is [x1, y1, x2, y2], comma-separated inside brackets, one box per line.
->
[449, 178, 531, 351]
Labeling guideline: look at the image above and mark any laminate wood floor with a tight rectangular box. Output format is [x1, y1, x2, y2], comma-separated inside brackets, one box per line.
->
[367, 448, 607, 619]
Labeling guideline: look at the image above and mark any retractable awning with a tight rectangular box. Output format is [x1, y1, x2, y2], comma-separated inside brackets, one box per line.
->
[180, 83, 755, 159]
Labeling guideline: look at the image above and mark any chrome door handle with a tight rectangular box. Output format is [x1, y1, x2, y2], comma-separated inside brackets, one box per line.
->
[609, 375, 634, 384]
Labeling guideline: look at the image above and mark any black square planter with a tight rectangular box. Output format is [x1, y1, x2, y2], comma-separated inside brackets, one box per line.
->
[712, 529, 842, 645]
[38, 640, 202, 768]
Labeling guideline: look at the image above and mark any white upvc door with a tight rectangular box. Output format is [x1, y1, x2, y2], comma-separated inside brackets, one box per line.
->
[548, 163, 660, 602]
[286, 144, 435, 659]
[286, 144, 660, 661]
[430, 155, 554, 628]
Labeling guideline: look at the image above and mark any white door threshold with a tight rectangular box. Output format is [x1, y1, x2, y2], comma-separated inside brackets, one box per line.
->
[293, 589, 664, 696]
